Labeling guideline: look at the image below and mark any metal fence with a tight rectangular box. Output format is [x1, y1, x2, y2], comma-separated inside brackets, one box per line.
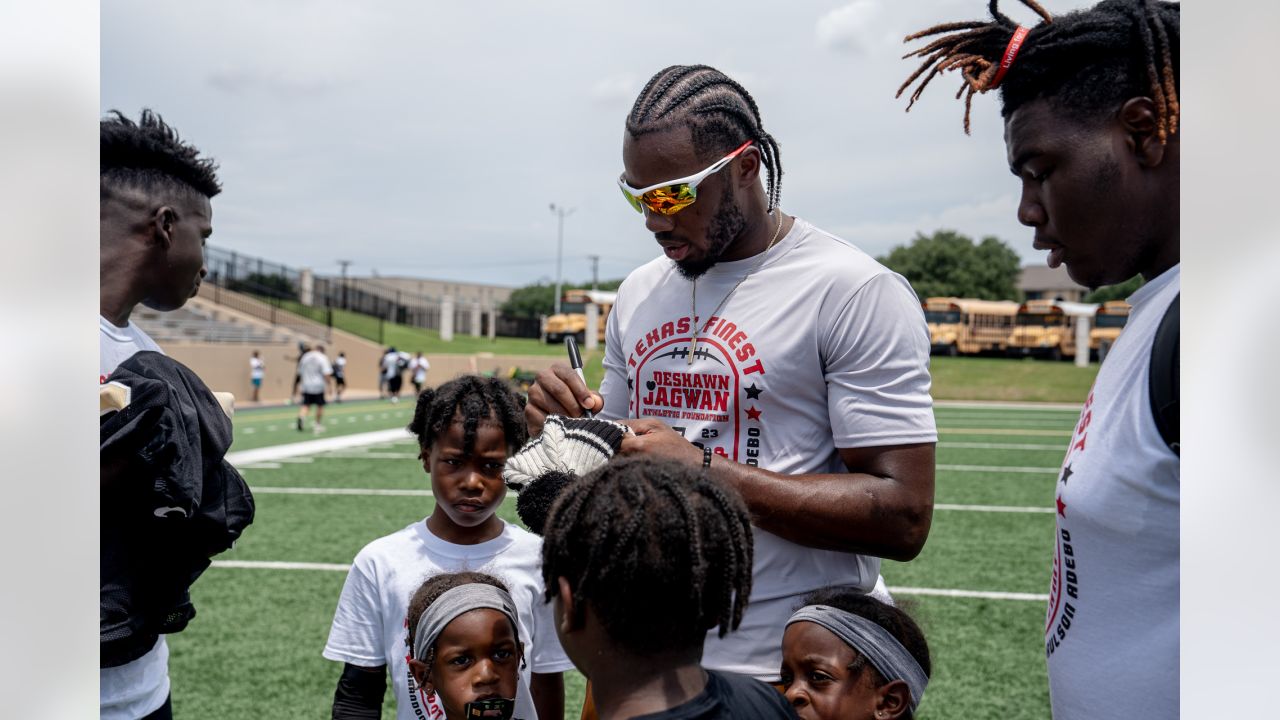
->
[202, 245, 540, 340]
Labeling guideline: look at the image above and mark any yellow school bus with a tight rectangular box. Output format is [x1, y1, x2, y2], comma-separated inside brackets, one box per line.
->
[1008, 299, 1079, 360]
[1089, 300, 1131, 352]
[544, 289, 615, 344]
[922, 297, 1020, 356]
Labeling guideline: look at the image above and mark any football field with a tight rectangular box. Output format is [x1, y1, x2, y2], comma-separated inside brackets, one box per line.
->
[167, 399, 1078, 719]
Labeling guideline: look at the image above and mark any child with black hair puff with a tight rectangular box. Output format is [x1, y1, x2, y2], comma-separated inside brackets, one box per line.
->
[780, 587, 932, 720]
[324, 376, 573, 720]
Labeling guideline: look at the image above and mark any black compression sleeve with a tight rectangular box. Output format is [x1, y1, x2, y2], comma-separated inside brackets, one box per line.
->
[332, 663, 386, 720]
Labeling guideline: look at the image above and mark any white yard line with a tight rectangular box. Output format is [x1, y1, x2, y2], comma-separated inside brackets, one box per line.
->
[935, 503, 1053, 514]
[250, 486, 434, 497]
[938, 442, 1064, 450]
[320, 451, 420, 460]
[939, 464, 1060, 474]
[205, 560, 1049, 601]
[887, 586, 1048, 602]
[226, 428, 412, 467]
[938, 428, 1072, 436]
[213, 560, 353, 572]
[934, 400, 1081, 411]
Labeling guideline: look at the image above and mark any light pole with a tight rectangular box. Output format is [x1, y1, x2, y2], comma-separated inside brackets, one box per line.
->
[549, 203, 575, 315]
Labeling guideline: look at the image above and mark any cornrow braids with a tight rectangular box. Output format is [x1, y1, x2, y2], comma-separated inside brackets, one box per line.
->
[101, 109, 222, 202]
[404, 571, 509, 671]
[627, 65, 784, 212]
[540, 456, 754, 656]
[898, 0, 1179, 141]
[407, 375, 527, 456]
[799, 587, 932, 694]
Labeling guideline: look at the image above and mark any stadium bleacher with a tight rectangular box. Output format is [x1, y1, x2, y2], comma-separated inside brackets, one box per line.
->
[132, 304, 285, 345]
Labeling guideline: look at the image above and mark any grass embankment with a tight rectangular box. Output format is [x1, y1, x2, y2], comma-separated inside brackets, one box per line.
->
[928, 356, 1096, 403]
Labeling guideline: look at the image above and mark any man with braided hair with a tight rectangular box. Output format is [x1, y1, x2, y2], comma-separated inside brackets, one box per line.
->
[526, 64, 938, 686]
[540, 456, 797, 718]
[899, 2, 1180, 717]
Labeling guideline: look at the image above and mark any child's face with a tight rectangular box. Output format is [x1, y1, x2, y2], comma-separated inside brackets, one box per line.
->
[426, 609, 522, 720]
[780, 621, 882, 720]
[424, 416, 509, 541]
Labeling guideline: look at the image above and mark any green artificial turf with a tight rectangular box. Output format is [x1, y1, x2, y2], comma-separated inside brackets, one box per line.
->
[167, 402, 1073, 718]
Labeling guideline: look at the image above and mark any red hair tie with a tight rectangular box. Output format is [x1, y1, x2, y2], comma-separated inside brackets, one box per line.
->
[989, 26, 1031, 90]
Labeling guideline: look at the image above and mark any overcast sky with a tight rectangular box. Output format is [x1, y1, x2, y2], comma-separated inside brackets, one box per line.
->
[101, 0, 1094, 287]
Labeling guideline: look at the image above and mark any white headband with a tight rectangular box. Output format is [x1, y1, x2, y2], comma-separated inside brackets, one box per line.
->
[787, 604, 928, 711]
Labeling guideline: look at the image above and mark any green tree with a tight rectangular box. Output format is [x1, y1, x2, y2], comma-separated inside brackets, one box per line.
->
[877, 230, 1021, 300]
[501, 283, 557, 318]
[1084, 274, 1144, 303]
[500, 279, 625, 318]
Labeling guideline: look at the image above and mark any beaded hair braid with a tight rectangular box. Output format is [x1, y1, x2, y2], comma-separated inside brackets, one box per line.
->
[898, 0, 1179, 142]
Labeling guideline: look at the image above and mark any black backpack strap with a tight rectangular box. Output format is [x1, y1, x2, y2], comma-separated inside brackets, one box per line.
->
[1148, 293, 1179, 455]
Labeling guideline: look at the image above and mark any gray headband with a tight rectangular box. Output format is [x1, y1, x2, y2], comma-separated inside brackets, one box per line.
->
[412, 584, 521, 663]
[786, 604, 928, 711]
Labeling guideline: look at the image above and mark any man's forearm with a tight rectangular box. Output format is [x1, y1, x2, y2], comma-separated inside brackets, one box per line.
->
[709, 458, 933, 559]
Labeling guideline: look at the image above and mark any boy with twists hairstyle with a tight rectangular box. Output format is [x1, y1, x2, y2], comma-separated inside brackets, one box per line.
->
[899, 2, 1179, 717]
[325, 376, 572, 720]
[100, 109, 220, 720]
[526, 63, 936, 687]
[541, 456, 797, 719]
[781, 587, 931, 720]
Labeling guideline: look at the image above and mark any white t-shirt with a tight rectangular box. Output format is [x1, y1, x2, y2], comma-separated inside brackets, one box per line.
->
[323, 520, 573, 720]
[250, 356, 264, 380]
[412, 357, 431, 383]
[335, 355, 347, 375]
[99, 316, 170, 719]
[1045, 265, 1180, 719]
[383, 352, 405, 380]
[600, 217, 937, 679]
[298, 350, 333, 395]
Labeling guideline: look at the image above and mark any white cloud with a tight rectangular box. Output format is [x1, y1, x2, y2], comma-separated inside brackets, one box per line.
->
[816, 1, 887, 55]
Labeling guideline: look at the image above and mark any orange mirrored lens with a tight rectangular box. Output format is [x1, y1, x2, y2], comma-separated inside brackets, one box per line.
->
[640, 185, 697, 215]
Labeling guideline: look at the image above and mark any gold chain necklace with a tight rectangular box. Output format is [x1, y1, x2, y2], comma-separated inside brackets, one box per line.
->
[688, 209, 785, 365]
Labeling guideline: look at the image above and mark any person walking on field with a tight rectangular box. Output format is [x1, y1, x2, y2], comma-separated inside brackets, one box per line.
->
[333, 350, 347, 402]
[410, 351, 430, 395]
[249, 350, 264, 402]
[900, 2, 1180, 717]
[297, 343, 334, 433]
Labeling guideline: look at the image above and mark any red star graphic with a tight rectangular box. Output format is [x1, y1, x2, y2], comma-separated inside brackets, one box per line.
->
[1056, 495, 1067, 517]
[746, 406, 762, 421]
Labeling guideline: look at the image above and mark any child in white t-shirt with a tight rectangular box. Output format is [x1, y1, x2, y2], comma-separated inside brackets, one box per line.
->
[324, 376, 571, 720]
[405, 572, 528, 720]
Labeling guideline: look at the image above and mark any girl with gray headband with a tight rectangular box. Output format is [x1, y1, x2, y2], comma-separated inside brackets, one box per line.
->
[780, 587, 931, 720]
[405, 572, 527, 720]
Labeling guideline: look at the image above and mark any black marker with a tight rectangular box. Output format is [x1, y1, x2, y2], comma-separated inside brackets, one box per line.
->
[565, 336, 593, 418]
